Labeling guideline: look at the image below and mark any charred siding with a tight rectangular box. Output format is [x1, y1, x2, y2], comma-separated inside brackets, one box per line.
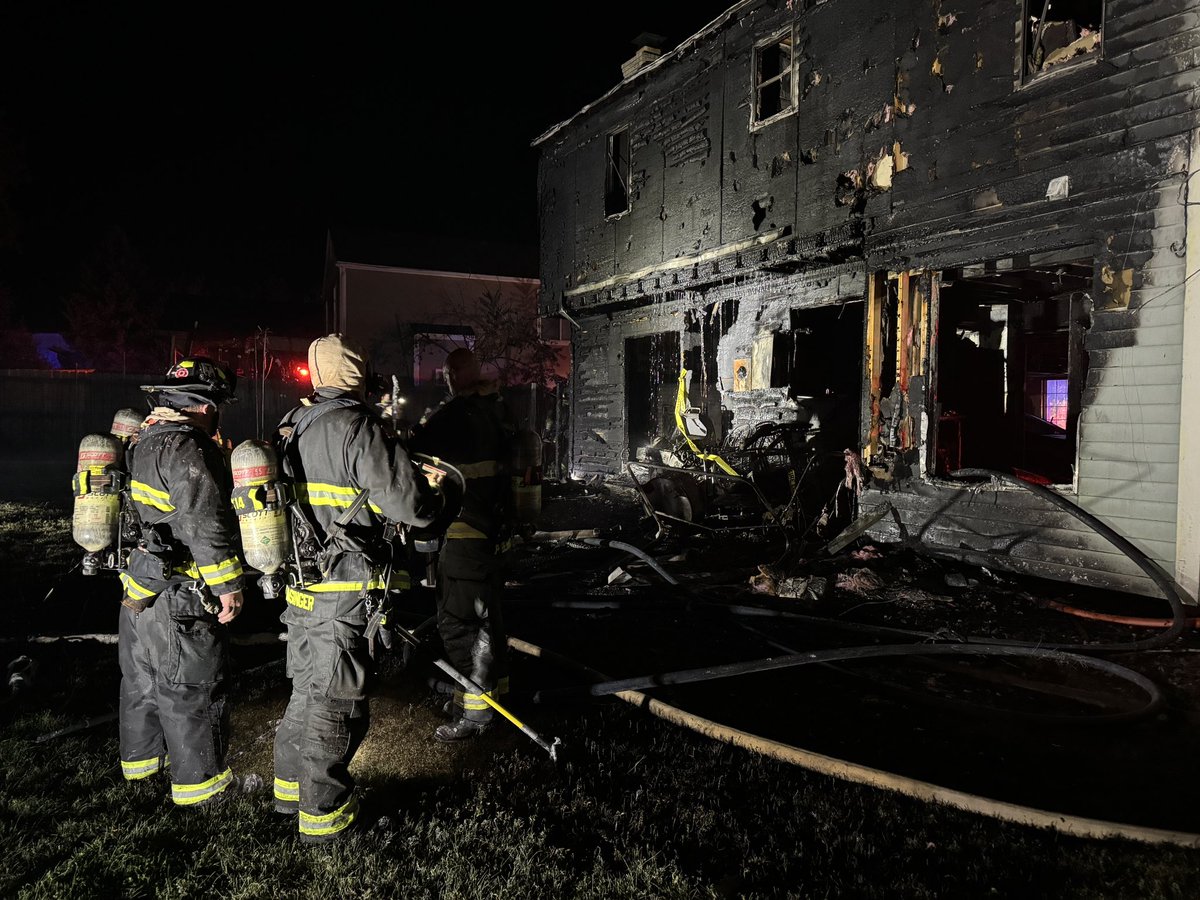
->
[536, 0, 1200, 596]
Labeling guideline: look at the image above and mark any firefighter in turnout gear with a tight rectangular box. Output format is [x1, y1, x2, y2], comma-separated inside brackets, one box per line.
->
[117, 357, 245, 806]
[409, 348, 516, 742]
[272, 334, 443, 843]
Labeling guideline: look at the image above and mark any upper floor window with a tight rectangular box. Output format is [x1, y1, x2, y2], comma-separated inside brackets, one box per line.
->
[1024, 0, 1103, 81]
[752, 27, 796, 127]
[605, 127, 630, 218]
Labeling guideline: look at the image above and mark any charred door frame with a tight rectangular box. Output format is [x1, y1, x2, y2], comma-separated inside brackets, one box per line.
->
[863, 270, 937, 471]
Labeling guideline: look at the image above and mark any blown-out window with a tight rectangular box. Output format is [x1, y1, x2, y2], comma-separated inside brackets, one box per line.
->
[1024, 0, 1103, 81]
[605, 127, 630, 218]
[752, 27, 796, 127]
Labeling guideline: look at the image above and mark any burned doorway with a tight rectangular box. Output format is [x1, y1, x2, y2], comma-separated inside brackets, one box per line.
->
[625, 331, 681, 461]
[934, 261, 1091, 485]
[774, 302, 864, 452]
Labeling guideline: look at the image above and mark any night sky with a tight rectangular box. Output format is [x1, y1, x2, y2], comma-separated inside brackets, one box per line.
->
[0, 3, 734, 335]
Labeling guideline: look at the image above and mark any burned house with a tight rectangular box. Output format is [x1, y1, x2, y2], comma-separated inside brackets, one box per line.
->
[534, 0, 1200, 600]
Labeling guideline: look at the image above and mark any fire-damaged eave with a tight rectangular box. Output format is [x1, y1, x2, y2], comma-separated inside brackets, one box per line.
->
[531, 1, 754, 149]
[563, 220, 866, 315]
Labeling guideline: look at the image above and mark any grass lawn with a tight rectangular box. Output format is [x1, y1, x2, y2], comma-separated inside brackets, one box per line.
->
[3, 501, 1199, 898]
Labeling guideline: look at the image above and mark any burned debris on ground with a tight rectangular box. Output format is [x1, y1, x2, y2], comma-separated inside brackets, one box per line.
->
[505, 477, 1200, 834]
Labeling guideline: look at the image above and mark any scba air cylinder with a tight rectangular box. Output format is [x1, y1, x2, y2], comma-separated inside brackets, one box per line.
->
[71, 433, 123, 553]
[110, 408, 143, 443]
[231, 440, 291, 577]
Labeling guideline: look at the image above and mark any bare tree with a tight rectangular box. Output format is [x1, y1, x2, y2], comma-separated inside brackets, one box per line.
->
[421, 282, 561, 387]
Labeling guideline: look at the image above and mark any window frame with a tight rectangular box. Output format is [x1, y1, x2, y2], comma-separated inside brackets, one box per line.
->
[1019, 0, 1106, 87]
[604, 126, 631, 219]
[750, 25, 798, 131]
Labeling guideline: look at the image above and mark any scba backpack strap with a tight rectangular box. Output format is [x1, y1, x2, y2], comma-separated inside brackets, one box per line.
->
[275, 397, 368, 584]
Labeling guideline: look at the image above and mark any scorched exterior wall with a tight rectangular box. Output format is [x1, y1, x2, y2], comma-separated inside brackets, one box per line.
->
[535, 0, 1200, 598]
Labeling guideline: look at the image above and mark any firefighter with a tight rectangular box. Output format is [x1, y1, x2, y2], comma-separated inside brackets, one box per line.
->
[117, 357, 245, 807]
[271, 333, 442, 844]
[409, 347, 515, 742]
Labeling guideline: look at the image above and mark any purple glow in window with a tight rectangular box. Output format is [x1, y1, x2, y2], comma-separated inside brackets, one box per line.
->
[1044, 378, 1069, 428]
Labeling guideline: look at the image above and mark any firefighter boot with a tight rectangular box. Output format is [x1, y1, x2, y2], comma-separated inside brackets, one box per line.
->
[434, 716, 492, 742]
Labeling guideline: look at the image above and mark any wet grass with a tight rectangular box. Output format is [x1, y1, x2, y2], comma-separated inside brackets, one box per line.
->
[3, 642, 1200, 900]
[2, 502, 1200, 898]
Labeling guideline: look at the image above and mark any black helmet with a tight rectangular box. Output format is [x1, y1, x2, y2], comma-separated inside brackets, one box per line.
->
[140, 356, 238, 404]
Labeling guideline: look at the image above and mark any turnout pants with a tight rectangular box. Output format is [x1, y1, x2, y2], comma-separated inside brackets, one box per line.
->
[437, 538, 508, 723]
[118, 582, 233, 805]
[273, 583, 373, 843]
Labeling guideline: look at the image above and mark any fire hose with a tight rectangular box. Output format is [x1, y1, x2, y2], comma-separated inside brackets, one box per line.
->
[533, 467, 1192, 724]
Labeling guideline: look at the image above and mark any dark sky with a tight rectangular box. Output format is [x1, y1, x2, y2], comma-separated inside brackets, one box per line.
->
[0, 3, 734, 332]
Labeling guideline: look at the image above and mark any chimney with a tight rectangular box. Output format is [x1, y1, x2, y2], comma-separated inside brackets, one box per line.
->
[621, 32, 666, 79]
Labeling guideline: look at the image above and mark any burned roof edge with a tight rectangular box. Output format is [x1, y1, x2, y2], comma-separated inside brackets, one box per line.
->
[530, 0, 753, 148]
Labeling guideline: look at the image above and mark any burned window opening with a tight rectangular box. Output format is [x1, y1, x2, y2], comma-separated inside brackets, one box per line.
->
[753, 28, 796, 127]
[1024, 0, 1103, 80]
[625, 330, 681, 462]
[934, 262, 1091, 486]
[605, 127, 631, 218]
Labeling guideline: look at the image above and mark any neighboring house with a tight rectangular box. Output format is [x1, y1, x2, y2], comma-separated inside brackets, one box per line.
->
[322, 227, 568, 417]
[534, 0, 1200, 599]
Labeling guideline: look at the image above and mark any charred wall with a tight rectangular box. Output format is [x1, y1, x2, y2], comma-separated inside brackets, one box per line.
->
[537, 0, 1200, 596]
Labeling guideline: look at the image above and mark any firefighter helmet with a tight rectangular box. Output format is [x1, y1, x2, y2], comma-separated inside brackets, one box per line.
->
[140, 357, 238, 404]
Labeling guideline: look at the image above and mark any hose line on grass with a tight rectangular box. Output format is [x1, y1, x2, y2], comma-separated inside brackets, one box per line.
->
[530, 641, 1163, 725]
[508, 635, 1200, 849]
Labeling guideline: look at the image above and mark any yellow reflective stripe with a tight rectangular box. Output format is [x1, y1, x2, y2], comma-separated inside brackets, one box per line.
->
[199, 556, 239, 576]
[457, 460, 499, 478]
[274, 777, 299, 802]
[130, 480, 169, 501]
[119, 573, 157, 600]
[200, 556, 243, 587]
[286, 586, 315, 611]
[308, 582, 362, 592]
[130, 481, 176, 512]
[172, 768, 234, 806]
[121, 755, 164, 780]
[299, 795, 359, 837]
[454, 684, 505, 711]
[365, 570, 411, 592]
[174, 561, 201, 579]
[296, 483, 382, 515]
[446, 522, 488, 540]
